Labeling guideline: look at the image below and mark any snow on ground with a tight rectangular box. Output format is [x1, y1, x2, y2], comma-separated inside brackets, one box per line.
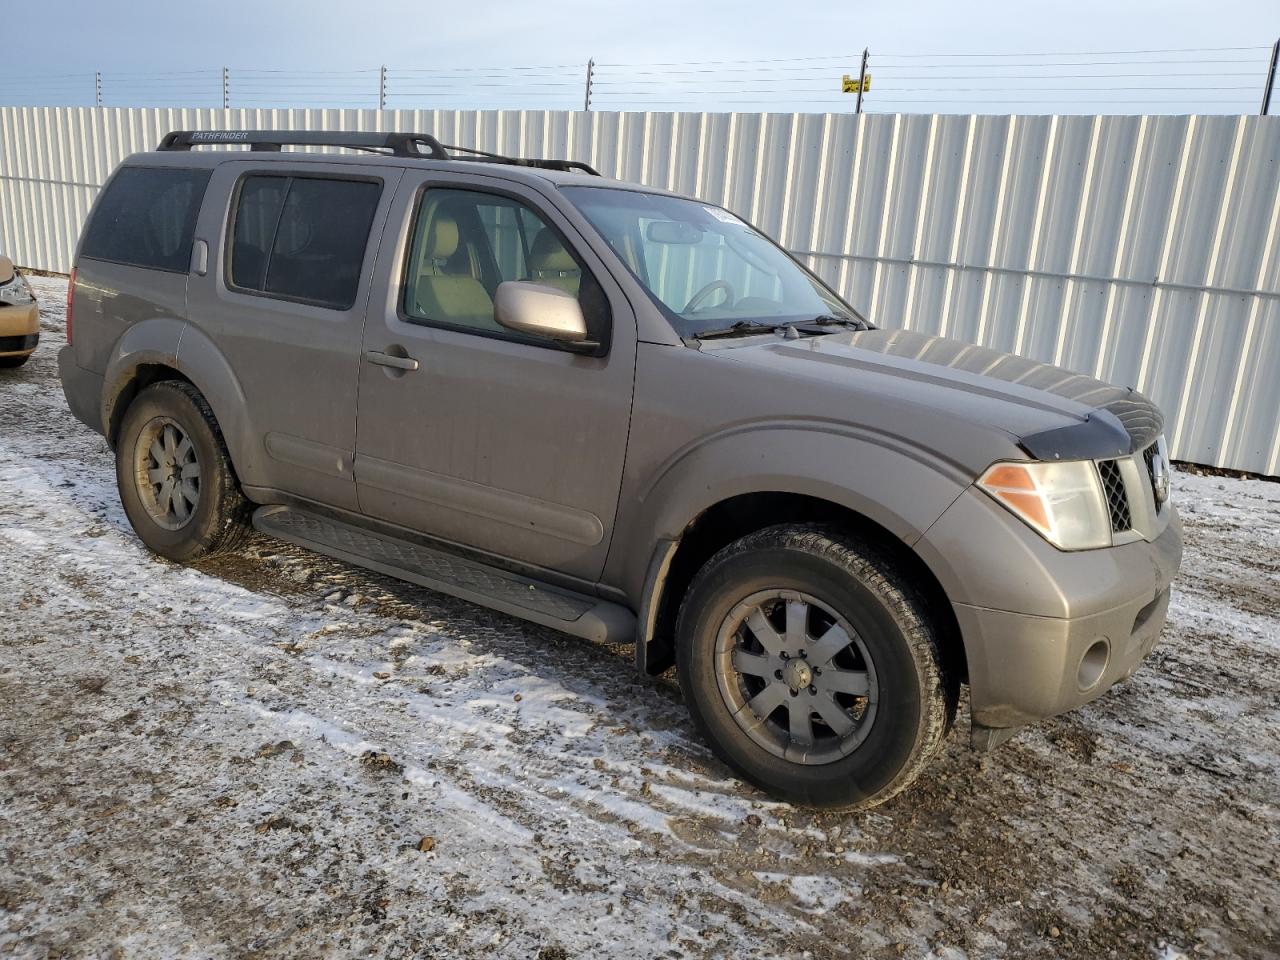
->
[1, 276, 1277, 959]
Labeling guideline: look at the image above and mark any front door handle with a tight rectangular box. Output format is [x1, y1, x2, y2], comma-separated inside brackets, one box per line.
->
[365, 349, 420, 372]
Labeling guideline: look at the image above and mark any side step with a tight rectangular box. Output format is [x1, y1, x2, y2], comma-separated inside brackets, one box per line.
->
[253, 505, 635, 644]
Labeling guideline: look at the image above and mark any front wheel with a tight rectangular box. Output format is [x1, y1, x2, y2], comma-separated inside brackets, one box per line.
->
[675, 524, 955, 809]
[115, 380, 251, 562]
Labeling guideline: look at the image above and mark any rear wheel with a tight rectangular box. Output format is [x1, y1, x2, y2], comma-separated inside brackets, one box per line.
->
[0, 354, 30, 368]
[115, 380, 251, 562]
[676, 523, 955, 809]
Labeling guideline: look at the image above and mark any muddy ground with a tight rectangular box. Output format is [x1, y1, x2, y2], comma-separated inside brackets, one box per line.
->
[1, 277, 1277, 959]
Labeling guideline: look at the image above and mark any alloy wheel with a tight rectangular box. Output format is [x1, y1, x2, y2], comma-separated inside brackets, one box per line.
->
[133, 416, 201, 530]
[714, 589, 879, 764]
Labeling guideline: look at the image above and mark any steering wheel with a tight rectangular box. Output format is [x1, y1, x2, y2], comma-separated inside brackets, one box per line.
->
[683, 280, 735, 314]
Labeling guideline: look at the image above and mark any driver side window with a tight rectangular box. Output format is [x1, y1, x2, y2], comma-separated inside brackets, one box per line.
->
[402, 188, 609, 341]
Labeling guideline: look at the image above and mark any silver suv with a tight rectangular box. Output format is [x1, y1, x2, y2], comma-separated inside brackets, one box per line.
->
[58, 130, 1182, 808]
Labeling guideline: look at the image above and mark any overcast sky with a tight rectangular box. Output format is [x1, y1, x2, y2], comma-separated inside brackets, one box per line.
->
[2, 0, 1277, 114]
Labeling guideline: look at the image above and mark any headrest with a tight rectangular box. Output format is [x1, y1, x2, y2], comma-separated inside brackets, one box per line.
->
[424, 213, 460, 260]
[529, 229, 577, 273]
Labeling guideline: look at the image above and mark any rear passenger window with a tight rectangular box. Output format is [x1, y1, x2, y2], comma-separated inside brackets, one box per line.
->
[80, 167, 210, 272]
[228, 175, 381, 310]
[228, 176, 287, 292]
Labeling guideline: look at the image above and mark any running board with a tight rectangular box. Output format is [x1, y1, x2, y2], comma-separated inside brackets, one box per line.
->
[252, 505, 634, 644]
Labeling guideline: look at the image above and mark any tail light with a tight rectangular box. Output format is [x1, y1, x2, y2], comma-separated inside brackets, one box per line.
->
[65, 267, 75, 345]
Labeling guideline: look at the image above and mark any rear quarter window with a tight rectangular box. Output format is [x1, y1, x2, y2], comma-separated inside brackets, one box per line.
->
[80, 166, 210, 272]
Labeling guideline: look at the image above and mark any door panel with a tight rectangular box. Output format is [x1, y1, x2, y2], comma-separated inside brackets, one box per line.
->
[185, 161, 402, 511]
[354, 172, 637, 581]
[357, 454, 606, 546]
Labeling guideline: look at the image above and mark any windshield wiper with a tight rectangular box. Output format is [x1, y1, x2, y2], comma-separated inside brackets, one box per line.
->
[691, 320, 776, 341]
[692, 314, 872, 343]
[789, 313, 873, 332]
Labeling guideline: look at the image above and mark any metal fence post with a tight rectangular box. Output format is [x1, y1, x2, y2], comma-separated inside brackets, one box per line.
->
[379, 65, 387, 110]
[222, 67, 229, 110]
[94, 72, 102, 108]
[1262, 39, 1279, 116]
[584, 58, 594, 111]
[855, 48, 868, 114]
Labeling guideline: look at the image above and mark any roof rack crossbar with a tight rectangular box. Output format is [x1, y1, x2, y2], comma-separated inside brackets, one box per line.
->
[155, 131, 601, 175]
[157, 130, 451, 160]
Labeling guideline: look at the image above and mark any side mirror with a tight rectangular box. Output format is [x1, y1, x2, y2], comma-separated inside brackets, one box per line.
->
[494, 281, 597, 351]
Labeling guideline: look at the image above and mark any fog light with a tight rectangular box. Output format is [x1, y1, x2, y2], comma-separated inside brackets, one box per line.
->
[1078, 639, 1110, 690]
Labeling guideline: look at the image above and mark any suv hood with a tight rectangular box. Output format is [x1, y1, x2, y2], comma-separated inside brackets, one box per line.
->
[707, 328, 1163, 461]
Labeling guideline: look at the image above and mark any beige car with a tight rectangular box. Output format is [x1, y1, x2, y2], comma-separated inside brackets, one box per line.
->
[0, 255, 39, 368]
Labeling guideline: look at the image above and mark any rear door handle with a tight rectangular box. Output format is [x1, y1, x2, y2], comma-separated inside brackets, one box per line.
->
[190, 239, 209, 276]
[365, 350, 420, 372]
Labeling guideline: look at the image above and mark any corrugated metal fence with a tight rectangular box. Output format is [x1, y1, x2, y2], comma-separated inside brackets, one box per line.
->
[2, 107, 1278, 475]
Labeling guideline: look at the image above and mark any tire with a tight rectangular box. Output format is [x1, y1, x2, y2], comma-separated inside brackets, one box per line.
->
[115, 380, 251, 562]
[0, 354, 30, 368]
[675, 523, 956, 809]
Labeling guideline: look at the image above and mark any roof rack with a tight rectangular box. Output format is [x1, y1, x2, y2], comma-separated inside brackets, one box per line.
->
[157, 130, 451, 159]
[156, 130, 601, 175]
[441, 143, 601, 177]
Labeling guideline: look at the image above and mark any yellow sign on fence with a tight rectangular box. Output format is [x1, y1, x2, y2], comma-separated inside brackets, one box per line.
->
[841, 74, 871, 93]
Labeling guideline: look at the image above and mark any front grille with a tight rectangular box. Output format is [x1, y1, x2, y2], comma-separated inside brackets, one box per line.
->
[1098, 459, 1131, 532]
[0, 334, 37, 352]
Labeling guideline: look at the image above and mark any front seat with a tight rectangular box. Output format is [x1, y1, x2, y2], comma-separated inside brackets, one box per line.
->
[527, 229, 582, 297]
[413, 211, 494, 329]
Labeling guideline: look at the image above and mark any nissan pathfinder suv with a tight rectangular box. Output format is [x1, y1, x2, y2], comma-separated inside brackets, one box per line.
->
[58, 130, 1182, 808]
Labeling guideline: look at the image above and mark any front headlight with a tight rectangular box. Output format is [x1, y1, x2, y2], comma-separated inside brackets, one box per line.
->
[0, 271, 33, 307]
[978, 460, 1111, 550]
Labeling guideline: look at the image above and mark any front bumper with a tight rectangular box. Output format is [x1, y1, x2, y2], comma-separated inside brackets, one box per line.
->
[917, 484, 1183, 745]
[0, 302, 39, 356]
[956, 515, 1180, 736]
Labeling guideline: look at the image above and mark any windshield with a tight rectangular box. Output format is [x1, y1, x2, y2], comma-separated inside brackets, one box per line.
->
[562, 186, 860, 338]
